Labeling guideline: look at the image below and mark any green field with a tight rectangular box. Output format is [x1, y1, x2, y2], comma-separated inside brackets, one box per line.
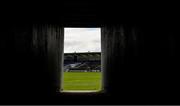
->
[62, 72, 102, 91]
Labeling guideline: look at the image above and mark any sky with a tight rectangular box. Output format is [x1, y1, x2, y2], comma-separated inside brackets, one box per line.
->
[64, 28, 101, 53]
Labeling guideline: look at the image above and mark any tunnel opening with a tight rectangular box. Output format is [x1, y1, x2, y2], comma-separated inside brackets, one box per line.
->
[60, 28, 103, 93]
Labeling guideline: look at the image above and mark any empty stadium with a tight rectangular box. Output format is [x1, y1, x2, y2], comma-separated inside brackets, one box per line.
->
[64, 52, 101, 72]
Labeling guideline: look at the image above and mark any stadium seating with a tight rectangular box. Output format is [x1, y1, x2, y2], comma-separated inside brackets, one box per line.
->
[64, 52, 101, 72]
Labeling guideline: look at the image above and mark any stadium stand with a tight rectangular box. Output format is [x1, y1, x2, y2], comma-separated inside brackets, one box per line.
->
[64, 52, 101, 72]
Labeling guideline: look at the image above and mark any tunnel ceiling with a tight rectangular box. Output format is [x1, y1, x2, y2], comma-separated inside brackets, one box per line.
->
[3, 0, 177, 26]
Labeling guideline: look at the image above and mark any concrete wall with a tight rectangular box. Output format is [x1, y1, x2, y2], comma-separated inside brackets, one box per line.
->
[32, 24, 64, 93]
[101, 24, 179, 104]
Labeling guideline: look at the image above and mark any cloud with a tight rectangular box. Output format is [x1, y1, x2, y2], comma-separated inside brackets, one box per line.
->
[64, 28, 101, 53]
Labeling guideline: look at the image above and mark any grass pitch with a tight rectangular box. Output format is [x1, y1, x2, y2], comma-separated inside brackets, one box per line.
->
[62, 72, 102, 91]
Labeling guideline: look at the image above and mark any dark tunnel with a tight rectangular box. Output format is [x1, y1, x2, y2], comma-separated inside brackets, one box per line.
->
[0, 1, 179, 105]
